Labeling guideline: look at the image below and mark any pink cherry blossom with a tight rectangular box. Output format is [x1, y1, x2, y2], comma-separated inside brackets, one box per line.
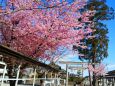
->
[88, 64, 106, 76]
[0, 0, 95, 60]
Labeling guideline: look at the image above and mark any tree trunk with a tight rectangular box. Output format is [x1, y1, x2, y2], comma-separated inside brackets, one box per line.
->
[92, 57, 96, 86]
[7, 65, 16, 86]
[88, 69, 92, 86]
[92, 72, 96, 86]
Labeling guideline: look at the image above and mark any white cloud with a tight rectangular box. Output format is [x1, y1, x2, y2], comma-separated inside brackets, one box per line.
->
[56, 53, 79, 69]
[59, 54, 77, 61]
[58, 50, 80, 61]
[107, 64, 115, 70]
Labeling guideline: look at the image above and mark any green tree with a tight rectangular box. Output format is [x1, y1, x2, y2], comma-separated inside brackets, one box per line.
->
[73, 0, 114, 86]
[77, 70, 82, 77]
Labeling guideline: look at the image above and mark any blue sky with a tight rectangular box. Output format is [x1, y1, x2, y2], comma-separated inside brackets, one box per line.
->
[102, 0, 115, 71]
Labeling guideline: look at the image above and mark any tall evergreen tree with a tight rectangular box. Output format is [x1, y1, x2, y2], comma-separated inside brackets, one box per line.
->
[73, 0, 114, 86]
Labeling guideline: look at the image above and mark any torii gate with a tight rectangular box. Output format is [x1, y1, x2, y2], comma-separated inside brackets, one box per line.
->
[59, 61, 98, 86]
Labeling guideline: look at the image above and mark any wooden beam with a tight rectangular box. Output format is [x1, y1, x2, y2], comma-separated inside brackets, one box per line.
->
[0, 45, 58, 72]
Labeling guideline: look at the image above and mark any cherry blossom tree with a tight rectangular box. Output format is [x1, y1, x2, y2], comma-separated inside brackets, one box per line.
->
[0, 0, 96, 86]
[0, 0, 95, 61]
[88, 64, 106, 76]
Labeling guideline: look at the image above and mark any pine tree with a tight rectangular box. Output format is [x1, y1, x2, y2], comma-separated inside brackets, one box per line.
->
[73, 0, 114, 86]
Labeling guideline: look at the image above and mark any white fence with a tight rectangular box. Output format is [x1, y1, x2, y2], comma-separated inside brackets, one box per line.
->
[0, 61, 66, 86]
[0, 78, 66, 86]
